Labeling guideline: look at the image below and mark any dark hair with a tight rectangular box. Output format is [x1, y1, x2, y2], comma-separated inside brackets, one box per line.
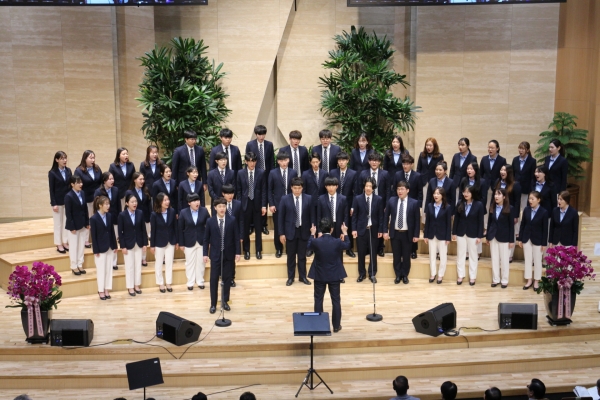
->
[436, 160, 448, 172]
[129, 172, 150, 198]
[494, 164, 515, 198]
[186, 166, 199, 177]
[528, 190, 541, 201]
[319, 217, 333, 234]
[289, 130, 302, 140]
[420, 137, 440, 158]
[441, 381, 457, 400]
[549, 138, 565, 157]
[159, 163, 171, 176]
[277, 152, 290, 161]
[239, 392, 256, 400]
[245, 151, 257, 162]
[94, 195, 109, 211]
[466, 161, 480, 180]
[535, 165, 550, 183]
[51, 151, 67, 171]
[528, 379, 546, 399]
[354, 132, 372, 150]
[396, 180, 410, 190]
[519, 141, 531, 155]
[220, 128, 233, 138]
[221, 183, 235, 194]
[113, 147, 129, 165]
[125, 193, 136, 205]
[337, 151, 350, 161]
[490, 188, 511, 215]
[433, 186, 448, 208]
[213, 197, 227, 207]
[319, 129, 332, 139]
[187, 193, 200, 203]
[254, 125, 267, 136]
[191, 392, 208, 400]
[489, 139, 500, 153]
[154, 192, 169, 213]
[558, 190, 570, 204]
[310, 152, 321, 162]
[184, 130, 197, 139]
[144, 145, 162, 168]
[367, 152, 382, 162]
[79, 150, 100, 172]
[458, 137, 470, 147]
[291, 177, 304, 187]
[401, 154, 415, 165]
[457, 185, 476, 214]
[484, 387, 502, 400]
[386, 135, 406, 160]
[324, 177, 339, 187]
[214, 151, 227, 162]
[69, 175, 82, 186]
[393, 375, 409, 396]
[100, 171, 113, 192]
[363, 176, 377, 191]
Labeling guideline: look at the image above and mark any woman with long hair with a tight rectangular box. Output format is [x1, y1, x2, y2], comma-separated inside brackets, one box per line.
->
[109, 147, 136, 209]
[94, 172, 121, 271]
[532, 166, 556, 216]
[150, 193, 178, 293]
[74, 150, 102, 248]
[90, 196, 118, 300]
[452, 186, 484, 286]
[543, 138, 568, 192]
[549, 190, 579, 248]
[64, 175, 89, 276]
[512, 141, 536, 213]
[48, 151, 72, 253]
[449, 137, 477, 203]
[349, 132, 374, 175]
[424, 187, 452, 284]
[486, 189, 514, 289]
[383, 135, 409, 188]
[493, 164, 521, 262]
[118, 194, 148, 296]
[139, 145, 162, 194]
[126, 172, 152, 267]
[518, 191, 548, 291]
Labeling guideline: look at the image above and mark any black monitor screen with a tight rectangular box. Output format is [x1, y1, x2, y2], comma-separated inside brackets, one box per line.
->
[0, 0, 207, 6]
[349, 0, 564, 6]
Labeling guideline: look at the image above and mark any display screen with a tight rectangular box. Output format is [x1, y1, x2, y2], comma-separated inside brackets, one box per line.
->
[0, 0, 207, 6]
[348, 0, 564, 6]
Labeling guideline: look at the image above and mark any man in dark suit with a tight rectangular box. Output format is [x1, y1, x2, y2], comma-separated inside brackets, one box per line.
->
[278, 177, 314, 286]
[222, 184, 243, 288]
[203, 197, 241, 314]
[352, 177, 384, 283]
[329, 151, 357, 257]
[171, 130, 207, 190]
[307, 218, 350, 333]
[268, 152, 298, 258]
[480, 140, 506, 208]
[236, 152, 267, 260]
[209, 128, 243, 181]
[207, 152, 235, 215]
[302, 152, 328, 257]
[317, 177, 348, 282]
[384, 181, 421, 284]
[278, 130, 309, 177]
[245, 125, 274, 235]
[312, 129, 341, 173]
[393, 155, 422, 259]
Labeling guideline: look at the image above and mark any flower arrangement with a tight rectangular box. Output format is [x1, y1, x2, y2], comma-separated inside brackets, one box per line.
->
[6, 262, 63, 311]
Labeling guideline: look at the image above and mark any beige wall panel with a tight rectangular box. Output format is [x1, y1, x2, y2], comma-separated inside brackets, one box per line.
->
[12, 57, 64, 86]
[278, 56, 326, 91]
[334, 0, 394, 26]
[283, 24, 335, 58]
[513, 3, 561, 20]
[65, 91, 116, 128]
[555, 47, 593, 102]
[64, 58, 115, 93]
[18, 124, 67, 186]
[21, 185, 51, 218]
[14, 84, 66, 125]
[0, 10, 12, 54]
[61, 25, 113, 61]
[10, 8, 63, 60]
[220, 61, 274, 94]
[60, 8, 112, 28]
[0, 85, 17, 126]
[66, 126, 116, 170]
[294, 0, 335, 26]
[0, 186, 23, 219]
[0, 125, 20, 187]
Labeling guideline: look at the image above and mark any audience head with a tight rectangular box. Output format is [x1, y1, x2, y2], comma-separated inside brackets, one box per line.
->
[441, 381, 457, 400]
[527, 378, 546, 399]
[393, 375, 409, 396]
[484, 387, 502, 400]
[13, 396, 33, 400]
[191, 392, 208, 400]
[240, 392, 256, 400]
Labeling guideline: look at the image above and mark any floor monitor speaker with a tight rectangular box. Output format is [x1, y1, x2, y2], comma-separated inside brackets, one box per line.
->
[156, 311, 201, 346]
[50, 319, 94, 347]
[498, 303, 538, 330]
[412, 303, 456, 337]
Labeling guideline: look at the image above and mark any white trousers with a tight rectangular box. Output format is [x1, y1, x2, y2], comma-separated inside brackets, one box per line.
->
[421, 184, 428, 224]
[112, 225, 118, 266]
[456, 236, 479, 279]
[155, 243, 175, 285]
[490, 239, 510, 285]
[142, 222, 151, 262]
[124, 244, 142, 289]
[67, 228, 87, 270]
[120, 197, 126, 211]
[184, 243, 205, 286]
[428, 238, 448, 278]
[86, 202, 94, 242]
[52, 205, 69, 246]
[95, 251, 113, 292]
[523, 240, 543, 280]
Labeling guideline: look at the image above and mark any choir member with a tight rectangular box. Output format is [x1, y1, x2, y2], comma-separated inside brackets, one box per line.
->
[486, 189, 514, 289]
[453, 186, 484, 286]
[64, 175, 89, 276]
[48, 151, 71, 254]
[118, 193, 148, 296]
[90, 195, 117, 300]
[424, 187, 452, 284]
[518, 191, 548, 291]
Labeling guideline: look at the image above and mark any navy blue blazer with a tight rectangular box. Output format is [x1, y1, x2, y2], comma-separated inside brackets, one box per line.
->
[392, 170, 423, 205]
[486, 205, 514, 243]
[48, 167, 72, 206]
[519, 206, 548, 246]
[307, 235, 350, 282]
[458, 177, 488, 209]
[151, 178, 178, 210]
[357, 169, 391, 206]
[544, 155, 568, 192]
[209, 144, 243, 177]
[236, 168, 267, 210]
[150, 208, 178, 248]
[139, 161, 162, 193]
[278, 193, 314, 240]
[268, 168, 298, 209]
[416, 153, 444, 187]
[349, 148, 373, 175]
[479, 155, 507, 186]
[74, 166, 103, 203]
[177, 207, 210, 248]
[171, 144, 207, 185]
[317, 193, 348, 235]
[93, 187, 120, 225]
[492, 180, 522, 219]
[313, 144, 341, 172]
[424, 203, 452, 241]
[531, 180, 557, 216]
[449, 152, 477, 186]
[452, 201, 484, 239]
[207, 168, 235, 201]
[383, 150, 409, 183]
[178, 179, 205, 212]
[549, 206, 579, 246]
[203, 214, 241, 261]
[302, 169, 328, 208]
[512, 155, 537, 194]
[117, 209, 148, 249]
[351, 194, 385, 236]
[279, 145, 309, 174]
[384, 196, 420, 239]
[64, 190, 89, 231]
[108, 162, 135, 200]
[426, 177, 456, 209]
[90, 212, 117, 254]
[125, 188, 152, 223]
[245, 139, 274, 173]
[329, 168, 357, 200]
[227, 200, 244, 239]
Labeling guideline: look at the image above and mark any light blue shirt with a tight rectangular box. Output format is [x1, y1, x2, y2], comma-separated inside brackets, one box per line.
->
[495, 204, 503, 219]
[189, 180, 195, 192]
[150, 162, 156, 174]
[163, 179, 170, 193]
[459, 153, 467, 167]
[359, 149, 366, 162]
[500, 180, 506, 189]
[560, 206, 568, 222]
[191, 209, 198, 224]
[489, 155, 497, 169]
[519, 155, 528, 170]
[162, 211, 168, 223]
[427, 155, 432, 164]
[535, 181, 545, 192]
[120, 163, 127, 176]
[98, 211, 107, 226]
[531, 205, 539, 220]
[434, 203, 441, 217]
[549, 155, 558, 168]
[465, 202, 472, 216]
[129, 211, 135, 225]
[87, 167, 95, 180]
[59, 167, 66, 180]
[136, 188, 143, 200]
[468, 179, 475, 186]
[106, 188, 112, 201]
[437, 178, 445, 187]
[393, 151, 400, 164]
[74, 190, 83, 204]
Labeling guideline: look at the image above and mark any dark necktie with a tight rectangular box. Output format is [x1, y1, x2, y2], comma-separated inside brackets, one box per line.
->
[405, 172, 409, 182]
[372, 172, 377, 195]
[295, 196, 300, 228]
[224, 147, 230, 169]
[330, 196, 335, 223]
[219, 218, 225, 251]
[397, 199, 404, 229]
[259, 143, 266, 170]
[282, 170, 287, 195]
[227, 203, 232, 216]
[294, 149, 300, 176]
[249, 171, 254, 200]
[366, 196, 371, 226]
[314, 171, 318, 184]
[340, 172, 345, 194]
[220, 170, 225, 184]
[323, 148, 328, 172]
[189, 148, 195, 166]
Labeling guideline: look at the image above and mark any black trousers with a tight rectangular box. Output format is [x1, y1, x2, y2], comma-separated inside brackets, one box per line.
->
[272, 210, 283, 252]
[346, 207, 354, 249]
[314, 281, 341, 329]
[243, 200, 262, 253]
[357, 227, 378, 277]
[286, 227, 308, 280]
[210, 258, 233, 307]
[391, 231, 412, 278]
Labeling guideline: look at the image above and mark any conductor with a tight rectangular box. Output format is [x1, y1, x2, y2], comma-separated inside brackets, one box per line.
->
[307, 218, 350, 333]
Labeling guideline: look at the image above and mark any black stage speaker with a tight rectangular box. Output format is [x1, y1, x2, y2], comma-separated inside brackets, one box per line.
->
[498, 303, 538, 330]
[50, 319, 94, 347]
[412, 303, 456, 337]
[156, 311, 201, 346]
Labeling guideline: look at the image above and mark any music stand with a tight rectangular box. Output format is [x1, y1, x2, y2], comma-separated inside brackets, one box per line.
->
[125, 357, 164, 400]
[293, 312, 333, 397]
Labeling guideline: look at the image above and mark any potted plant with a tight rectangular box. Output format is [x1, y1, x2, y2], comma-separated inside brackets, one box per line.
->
[6, 262, 62, 344]
[535, 246, 594, 326]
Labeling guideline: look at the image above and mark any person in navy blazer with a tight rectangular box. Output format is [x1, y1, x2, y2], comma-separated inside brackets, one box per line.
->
[90, 196, 118, 300]
[237, 152, 267, 260]
[109, 147, 136, 204]
[383, 181, 421, 284]
[517, 191, 548, 291]
[312, 129, 341, 173]
[49, 150, 72, 253]
[279, 130, 309, 176]
[532, 166, 557, 216]
[65, 175, 89, 276]
[171, 130, 208, 189]
[486, 188, 514, 288]
[416, 137, 444, 190]
[203, 197, 241, 313]
[352, 177, 384, 282]
[349, 133, 373, 175]
[302, 152, 328, 257]
[543, 139, 569, 192]
[393, 155, 422, 258]
[222, 184, 243, 287]
[307, 218, 350, 332]
[512, 141, 537, 208]
[126, 172, 152, 267]
[329, 151, 358, 257]
[317, 177, 349, 240]
[458, 162, 488, 212]
[479, 140, 506, 187]
[150, 192, 178, 293]
[549, 190, 579, 247]
[207, 151, 235, 215]
[426, 161, 456, 211]
[423, 187, 452, 284]
[383, 135, 410, 183]
[493, 165, 522, 261]
[452, 186, 484, 285]
[178, 193, 210, 290]
[268, 152, 298, 257]
[449, 138, 477, 191]
[152, 164, 178, 213]
[139, 145, 163, 193]
[94, 172, 121, 271]
[208, 128, 243, 181]
[278, 177, 314, 286]
[75, 150, 102, 247]
[118, 193, 148, 296]
[178, 166, 205, 212]
[246, 125, 274, 234]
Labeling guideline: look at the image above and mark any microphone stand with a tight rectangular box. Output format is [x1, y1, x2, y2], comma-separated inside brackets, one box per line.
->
[366, 225, 382, 322]
[216, 243, 231, 327]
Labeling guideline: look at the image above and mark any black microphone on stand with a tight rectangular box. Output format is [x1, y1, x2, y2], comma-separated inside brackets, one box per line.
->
[366, 226, 382, 322]
[216, 231, 231, 328]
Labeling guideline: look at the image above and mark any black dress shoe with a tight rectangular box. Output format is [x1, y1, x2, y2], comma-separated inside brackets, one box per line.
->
[469, 281, 476, 286]
[57, 247, 66, 254]
[357, 275, 365, 282]
[134, 289, 142, 294]
[167, 288, 173, 292]
[491, 283, 498, 288]
[276, 250, 282, 258]
[429, 277, 435, 283]
[222, 302, 231, 311]
[523, 283, 533, 290]
[346, 249, 356, 258]
[128, 290, 136, 297]
[306, 250, 314, 257]
[394, 277, 400, 284]
[262, 227, 269, 235]
[64, 247, 69, 252]
[301, 278, 311, 285]
[334, 326, 342, 333]
[84, 244, 91, 249]
[411, 252, 417, 259]
[402, 276, 409, 284]
[457, 280, 463, 285]
[210, 306, 216, 314]
[378, 249, 385, 257]
[369, 276, 377, 284]
[78, 267, 86, 274]
[286, 278, 293, 286]
[188, 286, 194, 291]
[256, 252, 262, 259]
[199, 285, 205, 289]
[160, 288, 166, 293]
[231, 280, 236, 287]
[501, 284, 508, 289]
[244, 252, 250, 260]
[437, 279, 443, 284]
[113, 266, 118, 270]
[340, 278, 345, 283]
[72, 269, 81, 276]
[98, 293, 106, 300]
[105, 294, 111, 299]
[142, 261, 148, 267]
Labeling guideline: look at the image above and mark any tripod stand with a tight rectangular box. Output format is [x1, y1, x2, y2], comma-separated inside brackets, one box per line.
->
[215, 247, 231, 327]
[295, 335, 333, 397]
[366, 227, 382, 322]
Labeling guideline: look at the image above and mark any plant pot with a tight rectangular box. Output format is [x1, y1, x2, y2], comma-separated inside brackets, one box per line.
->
[544, 291, 576, 326]
[20, 309, 52, 344]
